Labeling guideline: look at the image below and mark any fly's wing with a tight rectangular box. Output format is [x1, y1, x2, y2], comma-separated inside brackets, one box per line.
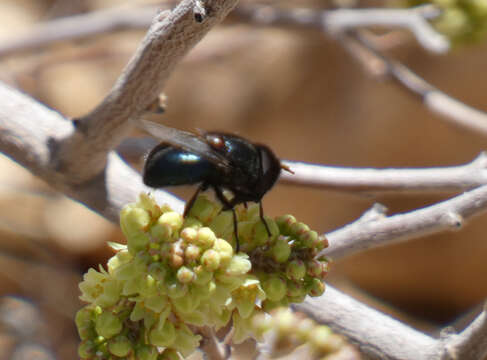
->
[138, 119, 231, 169]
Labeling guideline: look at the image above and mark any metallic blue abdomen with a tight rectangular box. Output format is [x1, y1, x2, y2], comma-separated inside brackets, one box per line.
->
[143, 144, 215, 187]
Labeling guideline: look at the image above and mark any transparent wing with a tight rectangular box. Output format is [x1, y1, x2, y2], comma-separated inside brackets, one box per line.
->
[138, 119, 230, 168]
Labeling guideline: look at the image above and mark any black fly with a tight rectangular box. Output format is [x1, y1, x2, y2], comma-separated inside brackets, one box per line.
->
[139, 120, 292, 252]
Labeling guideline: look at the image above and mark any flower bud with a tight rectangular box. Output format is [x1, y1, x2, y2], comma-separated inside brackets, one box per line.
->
[184, 244, 201, 262]
[177, 266, 195, 284]
[290, 221, 310, 239]
[275, 214, 296, 235]
[262, 275, 286, 302]
[269, 237, 291, 263]
[196, 227, 217, 248]
[308, 278, 325, 297]
[300, 230, 318, 248]
[201, 249, 221, 271]
[286, 259, 306, 281]
[213, 238, 234, 264]
[180, 227, 198, 243]
[286, 280, 306, 298]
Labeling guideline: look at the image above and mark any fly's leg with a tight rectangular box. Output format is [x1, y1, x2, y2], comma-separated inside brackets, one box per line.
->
[184, 183, 207, 217]
[213, 186, 240, 253]
[259, 201, 272, 237]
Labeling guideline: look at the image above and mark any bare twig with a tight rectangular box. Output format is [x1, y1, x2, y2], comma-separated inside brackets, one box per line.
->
[0, 5, 162, 57]
[53, 0, 239, 184]
[322, 183, 487, 259]
[232, 4, 449, 53]
[296, 288, 487, 360]
[294, 286, 441, 360]
[0, 3, 448, 59]
[281, 153, 487, 193]
[342, 30, 487, 138]
[0, 81, 184, 222]
[441, 304, 487, 360]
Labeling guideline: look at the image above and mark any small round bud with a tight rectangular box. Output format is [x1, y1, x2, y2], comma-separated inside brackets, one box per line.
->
[269, 237, 291, 263]
[306, 260, 323, 278]
[184, 244, 201, 262]
[290, 222, 310, 238]
[95, 311, 122, 339]
[201, 249, 221, 271]
[262, 275, 287, 302]
[150, 217, 172, 242]
[275, 214, 296, 235]
[286, 280, 306, 298]
[308, 278, 325, 297]
[300, 230, 318, 248]
[180, 227, 198, 243]
[286, 259, 306, 281]
[213, 238, 234, 264]
[317, 234, 329, 250]
[169, 254, 184, 269]
[177, 266, 195, 284]
[196, 227, 217, 248]
[160, 211, 183, 233]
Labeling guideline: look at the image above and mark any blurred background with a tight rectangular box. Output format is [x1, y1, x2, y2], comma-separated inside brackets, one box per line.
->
[0, 0, 487, 358]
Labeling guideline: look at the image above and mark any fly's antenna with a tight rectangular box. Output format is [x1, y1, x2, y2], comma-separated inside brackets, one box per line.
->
[281, 163, 294, 174]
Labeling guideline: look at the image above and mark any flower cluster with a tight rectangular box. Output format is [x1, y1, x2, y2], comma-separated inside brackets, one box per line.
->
[252, 308, 346, 358]
[76, 194, 330, 359]
[407, 0, 487, 43]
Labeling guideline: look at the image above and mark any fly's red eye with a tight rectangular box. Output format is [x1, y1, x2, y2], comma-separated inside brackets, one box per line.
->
[207, 135, 225, 150]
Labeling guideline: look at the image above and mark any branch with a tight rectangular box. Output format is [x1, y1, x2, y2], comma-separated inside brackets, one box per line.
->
[281, 153, 487, 193]
[441, 304, 487, 360]
[294, 286, 441, 360]
[0, 81, 184, 222]
[0, 5, 162, 57]
[0, 3, 448, 58]
[232, 4, 449, 53]
[52, 0, 239, 184]
[322, 184, 487, 259]
[341, 30, 487, 138]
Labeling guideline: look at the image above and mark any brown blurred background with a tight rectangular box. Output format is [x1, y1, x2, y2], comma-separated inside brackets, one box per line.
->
[1, 0, 487, 358]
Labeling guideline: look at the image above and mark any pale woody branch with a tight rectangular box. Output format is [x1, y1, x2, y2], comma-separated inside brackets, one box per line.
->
[282, 153, 487, 193]
[322, 183, 487, 259]
[0, 3, 447, 58]
[53, 0, 239, 184]
[0, 82, 184, 221]
[296, 287, 487, 360]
